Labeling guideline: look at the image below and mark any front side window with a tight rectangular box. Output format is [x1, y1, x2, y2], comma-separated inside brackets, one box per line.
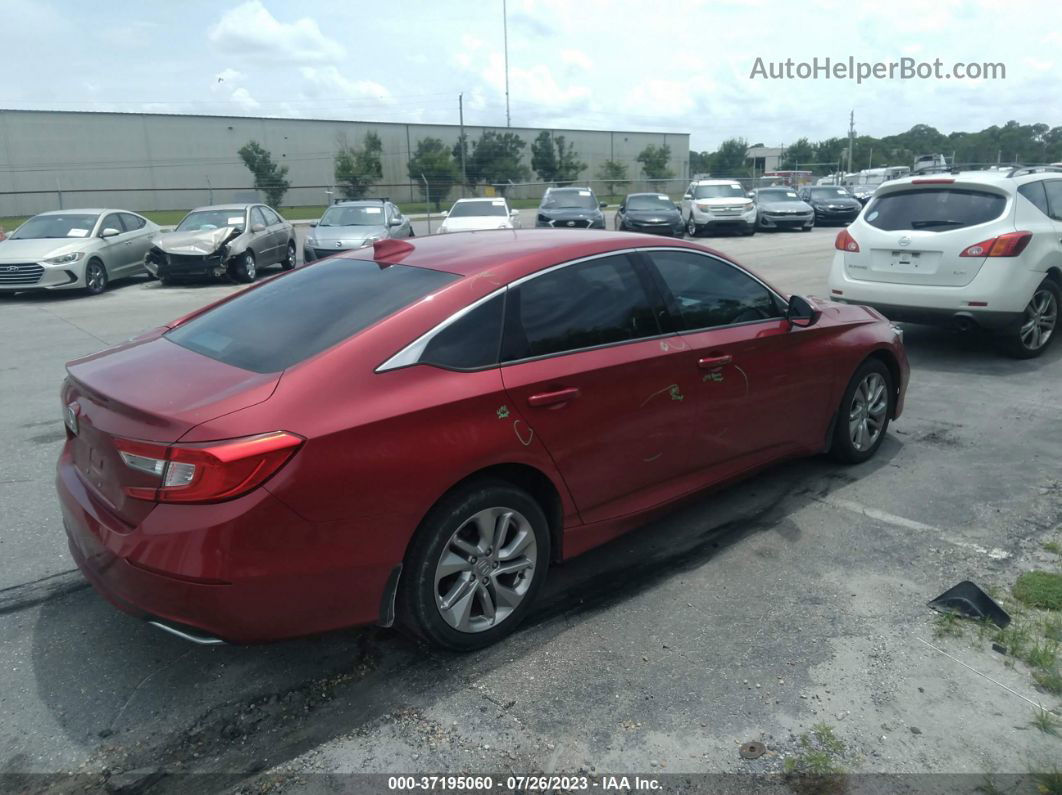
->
[647, 250, 781, 331]
[501, 255, 659, 361]
[167, 259, 458, 373]
[865, 188, 1006, 231]
[100, 214, 123, 235]
[251, 207, 268, 228]
[261, 207, 282, 226]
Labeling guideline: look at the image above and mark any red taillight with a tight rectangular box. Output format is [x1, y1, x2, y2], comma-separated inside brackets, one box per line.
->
[959, 231, 1032, 258]
[115, 431, 303, 503]
[835, 228, 860, 252]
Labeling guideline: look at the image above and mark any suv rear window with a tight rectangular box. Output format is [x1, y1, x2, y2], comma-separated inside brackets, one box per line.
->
[865, 188, 1006, 231]
[167, 259, 457, 372]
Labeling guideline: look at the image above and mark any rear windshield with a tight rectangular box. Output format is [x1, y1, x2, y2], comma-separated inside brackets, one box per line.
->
[166, 258, 458, 372]
[865, 188, 1006, 231]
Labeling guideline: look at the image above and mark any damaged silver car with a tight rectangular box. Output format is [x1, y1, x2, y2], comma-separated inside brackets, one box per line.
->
[147, 203, 296, 284]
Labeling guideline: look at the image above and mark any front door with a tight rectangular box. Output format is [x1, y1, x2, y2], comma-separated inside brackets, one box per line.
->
[498, 252, 698, 524]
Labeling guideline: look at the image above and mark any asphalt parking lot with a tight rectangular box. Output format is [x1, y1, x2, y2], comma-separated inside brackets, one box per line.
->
[1, 220, 1060, 790]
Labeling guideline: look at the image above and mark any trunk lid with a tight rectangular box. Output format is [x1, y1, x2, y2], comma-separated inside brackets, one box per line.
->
[63, 336, 280, 525]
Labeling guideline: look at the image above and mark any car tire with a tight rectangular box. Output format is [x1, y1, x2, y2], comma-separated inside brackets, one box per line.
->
[743, 225, 756, 236]
[397, 479, 550, 651]
[1000, 278, 1059, 359]
[829, 358, 894, 465]
[84, 259, 108, 295]
[281, 241, 296, 271]
[801, 224, 813, 232]
[686, 216, 701, 238]
[231, 251, 256, 283]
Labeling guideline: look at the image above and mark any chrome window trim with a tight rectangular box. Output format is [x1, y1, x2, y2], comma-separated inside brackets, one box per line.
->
[375, 245, 791, 374]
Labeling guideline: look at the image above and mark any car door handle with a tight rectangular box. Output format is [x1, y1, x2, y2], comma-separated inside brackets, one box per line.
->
[527, 387, 581, 407]
[698, 354, 733, 369]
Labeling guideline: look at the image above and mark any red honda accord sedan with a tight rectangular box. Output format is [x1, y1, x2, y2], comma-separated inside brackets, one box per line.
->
[57, 230, 908, 650]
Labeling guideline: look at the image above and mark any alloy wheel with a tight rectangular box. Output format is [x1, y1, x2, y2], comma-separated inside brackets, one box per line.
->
[244, 253, 256, 280]
[848, 372, 888, 452]
[86, 262, 106, 293]
[1019, 287, 1057, 352]
[687, 216, 697, 237]
[433, 507, 537, 633]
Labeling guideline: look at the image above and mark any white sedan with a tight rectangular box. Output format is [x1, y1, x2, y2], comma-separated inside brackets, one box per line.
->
[436, 198, 520, 233]
[0, 209, 159, 295]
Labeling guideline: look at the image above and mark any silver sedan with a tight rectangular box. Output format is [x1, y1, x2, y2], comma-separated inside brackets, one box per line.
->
[0, 209, 159, 295]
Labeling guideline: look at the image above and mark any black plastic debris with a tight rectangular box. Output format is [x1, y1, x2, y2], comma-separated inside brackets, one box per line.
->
[928, 580, 1010, 628]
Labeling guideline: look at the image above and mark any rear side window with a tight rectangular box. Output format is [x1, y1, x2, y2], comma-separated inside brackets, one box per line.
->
[647, 250, 781, 330]
[167, 259, 458, 372]
[865, 188, 1006, 231]
[1043, 181, 1062, 221]
[1018, 182, 1050, 217]
[419, 294, 504, 370]
[501, 254, 659, 361]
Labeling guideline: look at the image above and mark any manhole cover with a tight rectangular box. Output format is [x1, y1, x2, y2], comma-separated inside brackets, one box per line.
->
[739, 741, 766, 759]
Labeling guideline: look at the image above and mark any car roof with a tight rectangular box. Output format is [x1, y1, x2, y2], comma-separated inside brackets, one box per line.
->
[625, 192, 671, 198]
[692, 179, 742, 185]
[343, 229, 736, 282]
[453, 197, 506, 203]
[188, 204, 255, 212]
[332, 199, 388, 206]
[35, 208, 115, 216]
[546, 186, 593, 192]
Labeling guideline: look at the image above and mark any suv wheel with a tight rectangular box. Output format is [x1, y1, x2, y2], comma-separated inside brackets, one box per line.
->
[830, 359, 893, 464]
[398, 480, 550, 651]
[686, 215, 701, 237]
[1002, 278, 1059, 359]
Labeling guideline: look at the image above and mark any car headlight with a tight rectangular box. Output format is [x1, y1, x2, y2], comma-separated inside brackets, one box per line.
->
[44, 251, 84, 265]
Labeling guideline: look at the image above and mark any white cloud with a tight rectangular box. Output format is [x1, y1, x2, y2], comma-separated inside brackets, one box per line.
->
[560, 49, 593, 71]
[208, 1, 345, 63]
[298, 66, 395, 105]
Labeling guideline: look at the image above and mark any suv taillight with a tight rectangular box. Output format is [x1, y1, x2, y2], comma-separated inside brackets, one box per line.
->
[959, 231, 1032, 258]
[835, 228, 860, 252]
[115, 431, 303, 503]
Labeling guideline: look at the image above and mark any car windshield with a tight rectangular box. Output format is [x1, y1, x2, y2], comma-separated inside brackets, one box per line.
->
[693, 184, 745, 199]
[542, 190, 597, 209]
[448, 201, 508, 218]
[177, 210, 245, 232]
[810, 188, 853, 199]
[626, 195, 675, 211]
[319, 205, 386, 226]
[167, 258, 458, 373]
[865, 188, 1006, 232]
[757, 189, 799, 201]
[10, 213, 99, 239]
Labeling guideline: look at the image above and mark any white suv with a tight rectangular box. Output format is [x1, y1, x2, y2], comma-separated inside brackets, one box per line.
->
[681, 179, 756, 237]
[827, 167, 1062, 358]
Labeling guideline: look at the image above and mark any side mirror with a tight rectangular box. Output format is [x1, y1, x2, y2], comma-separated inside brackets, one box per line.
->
[599, 202, 608, 209]
[101, 227, 121, 238]
[389, 217, 402, 226]
[251, 223, 266, 233]
[439, 210, 449, 218]
[510, 209, 520, 216]
[786, 295, 822, 328]
[309, 220, 318, 227]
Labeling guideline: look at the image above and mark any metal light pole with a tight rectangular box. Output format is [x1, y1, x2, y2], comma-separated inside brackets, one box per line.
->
[503, 0, 511, 127]
[459, 93, 467, 197]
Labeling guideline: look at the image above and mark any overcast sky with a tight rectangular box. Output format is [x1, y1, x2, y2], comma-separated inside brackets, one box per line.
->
[2, 0, 1059, 151]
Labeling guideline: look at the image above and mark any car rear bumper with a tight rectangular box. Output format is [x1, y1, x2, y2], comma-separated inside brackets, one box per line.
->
[57, 448, 393, 643]
[831, 299, 1022, 331]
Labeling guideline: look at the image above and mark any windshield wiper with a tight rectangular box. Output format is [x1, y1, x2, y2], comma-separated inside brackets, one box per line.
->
[910, 219, 965, 229]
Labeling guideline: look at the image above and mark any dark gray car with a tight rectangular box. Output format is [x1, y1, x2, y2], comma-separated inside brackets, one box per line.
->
[303, 199, 412, 262]
[799, 186, 864, 223]
[751, 187, 814, 231]
[535, 187, 607, 229]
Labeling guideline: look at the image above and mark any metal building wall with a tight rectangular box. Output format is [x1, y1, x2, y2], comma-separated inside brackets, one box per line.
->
[0, 110, 690, 216]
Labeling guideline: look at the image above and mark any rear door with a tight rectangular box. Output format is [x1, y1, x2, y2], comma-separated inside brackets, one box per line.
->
[641, 247, 835, 470]
[847, 184, 1010, 287]
[261, 206, 289, 261]
[498, 252, 698, 524]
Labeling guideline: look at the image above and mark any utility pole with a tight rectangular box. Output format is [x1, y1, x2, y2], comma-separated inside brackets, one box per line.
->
[458, 93, 467, 197]
[503, 0, 511, 127]
[847, 109, 855, 174]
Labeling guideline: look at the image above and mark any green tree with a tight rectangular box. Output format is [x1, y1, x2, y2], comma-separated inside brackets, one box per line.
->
[530, 131, 586, 184]
[469, 131, 529, 190]
[689, 150, 712, 176]
[531, 130, 559, 182]
[781, 138, 815, 171]
[707, 138, 748, 176]
[596, 159, 629, 197]
[452, 134, 473, 187]
[637, 144, 675, 185]
[408, 137, 459, 210]
[334, 132, 383, 199]
[238, 140, 289, 208]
